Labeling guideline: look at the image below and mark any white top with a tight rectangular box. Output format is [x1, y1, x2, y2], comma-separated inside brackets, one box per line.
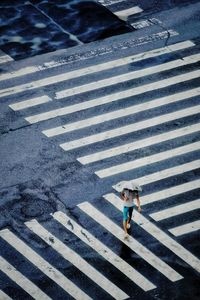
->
[122, 189, 138, 207]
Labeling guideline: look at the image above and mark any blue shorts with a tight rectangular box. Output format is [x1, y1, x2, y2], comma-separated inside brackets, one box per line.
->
[123, 206, 134, 221]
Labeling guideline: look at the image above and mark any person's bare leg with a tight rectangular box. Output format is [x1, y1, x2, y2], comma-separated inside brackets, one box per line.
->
[123, 220, 128, 238]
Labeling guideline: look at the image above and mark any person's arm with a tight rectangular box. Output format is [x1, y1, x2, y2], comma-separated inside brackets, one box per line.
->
[136, 193, 142, 212]
[120, 191, 128, 202]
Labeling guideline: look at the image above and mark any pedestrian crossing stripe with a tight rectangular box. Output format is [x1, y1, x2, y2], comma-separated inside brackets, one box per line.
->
[25, 220, 129, 300]
[78, 123, 200, 164]
[95, 141, 200, 178]
[0, 38, 192, 96]
[0, 256, 52, 300]
[135, 179, 200, 206]
[78, 202, 183, 282]
[149, 199, 200, 221]
[109, 7, 143, 21]
[52, 211, 156, 291]
[169, 220, 200, 236]
[55, 53, 200, 100]
[0, 289, 13, 300]
[60, 104, 200, 151]
[113, 160, 200, 189]
[103, 194, 200, 273]
[0, 229, 92, 300]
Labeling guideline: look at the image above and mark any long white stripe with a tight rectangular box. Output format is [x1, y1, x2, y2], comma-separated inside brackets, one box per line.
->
[78, 123, 200, 164]
[104, 194, 200, 273]
[112, 160, 200, 190]
[26, 69, 200, 124]
[53, 211, 156, 291]
[0, 256, 51, 300]
[0, 229, 92, 300]
[0, 290, 12, 300]
[0, 54, 13, 64]
[150, 199, 200, 221]
[169, 220, 200, 236]
[9, 95, 52, 111]
[141, 179, 200, 205]
[78, 202, 183, 282]
[26, 220, 129, 300]
[96, 141, 200, 178]
[60, 104, 200, 151]
[44, 87, 200, 137]
[114, 7, 143, 18]
[0, 41, 193, 94]
[56, 53, 200, 99]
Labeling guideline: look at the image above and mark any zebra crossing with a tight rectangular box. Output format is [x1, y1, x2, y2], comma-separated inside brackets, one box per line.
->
[0, 6, 200, 296]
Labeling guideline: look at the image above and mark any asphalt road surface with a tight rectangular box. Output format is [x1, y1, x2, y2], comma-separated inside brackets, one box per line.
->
[0, 1, 200, 299]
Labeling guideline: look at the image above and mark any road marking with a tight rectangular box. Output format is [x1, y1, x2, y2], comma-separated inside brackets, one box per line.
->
[60, 104, 200, 151]
[0, 256, 51, 300]
[0, 229, 92, 300]
[78, 123, 200, 164]
[140, 179, 200, 206]
[26, 68, 200, 125]
[0, 289, 13, 300]
[53, 211, 156, 291]
[114, 7, 143, 20]
[150, 199, 200, 221]
[96, 141, 200, 178]
[26, 219, 129, 300]
[103, 194, 200, 273]
[169, 220, 200, 236]
[44, 87, 200, 137]
[0, 40, 192, 93]
[98, 0, 125, 5]
[113, 160, 200, 190]
[78, 202, 183, 282]
[9, 95, 52, 111]
[131, 18, 162, 29]
[55, 53, 200, 99]
[0, 53, 13, 64]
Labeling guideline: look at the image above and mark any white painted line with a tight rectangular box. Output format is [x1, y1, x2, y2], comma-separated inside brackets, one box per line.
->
[44, 87, 200, 137]
[141, 179, 200, 205]
[0, 40, 194, 94]
[169, 220, 200, 236]
[0, 290, 13, 300]
[0, 256, 51, 300]
[60, 104, 200, 151]
[53, 211, 156, 291]
[0, 229, 92, 300]
[150, 199, 200, 221]
[104, 193, 200, 273]
[27, 68, 200, 125]
[78, 202, 183, 282]
[114, 7, 143, 20]
[96, 141, 200, 178]
[55, 53, 200, 99]
[98, 0, 124, 5]
[131, 18, 162, 29]
[0, 54, 13, 64]
[26, 219, 129, 300]
[78, 123, 200, 164]
[112, 160, 200, 190]
[9, 95, 52, 111]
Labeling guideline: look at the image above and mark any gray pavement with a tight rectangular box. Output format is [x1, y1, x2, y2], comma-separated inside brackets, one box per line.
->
[0, 1, 200, 299]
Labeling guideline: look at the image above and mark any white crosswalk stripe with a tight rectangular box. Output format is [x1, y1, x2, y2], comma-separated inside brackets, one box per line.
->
[114, 7, 143, 20]
[150, 199, 200, 221]
[78, 202, 183, 282]
[0, 229, 92, 300]
[0, 290, 13, 300]
[55, 53, 200, 99]
[52, 211, 156, 291]
[96, 141, 200, 178]
[169, 220, 200, 236]
[60, 104, 200, 151]
[78, 123, 200, 164]
[0, 256, 52, 300]
[25, 219, 129, 300]
[9, 95, 52, 111]
[103, 194, 200, 273]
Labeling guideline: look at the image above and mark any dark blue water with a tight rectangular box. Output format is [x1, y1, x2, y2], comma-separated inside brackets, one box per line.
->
[0, 0, 133, 60]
